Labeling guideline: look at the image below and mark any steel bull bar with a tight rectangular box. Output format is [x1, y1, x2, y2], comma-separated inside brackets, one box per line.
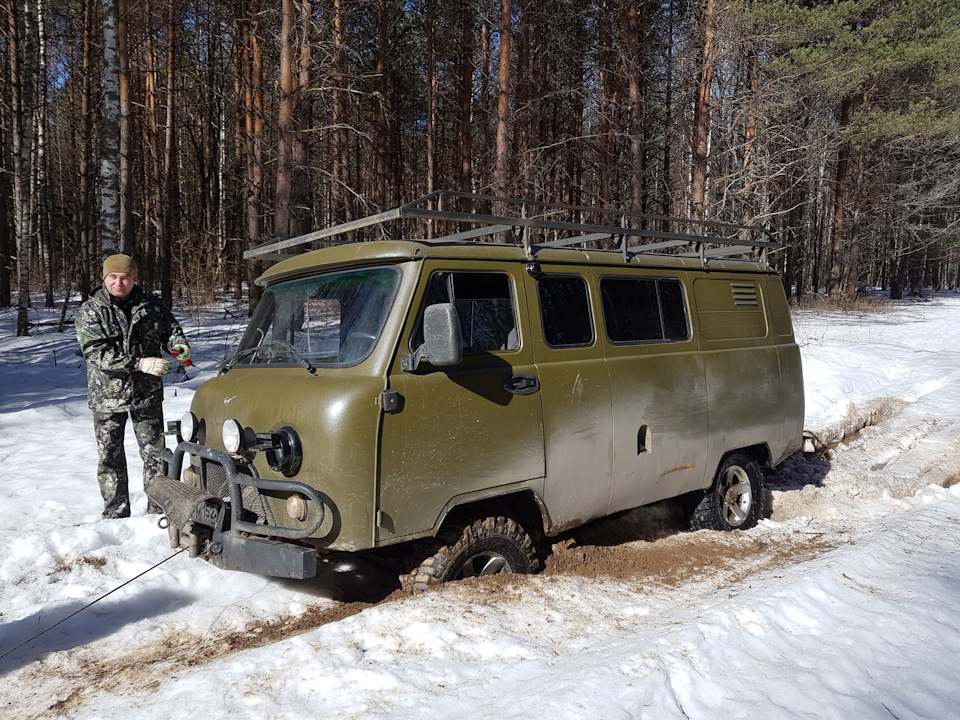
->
[145, 442, 324, 579]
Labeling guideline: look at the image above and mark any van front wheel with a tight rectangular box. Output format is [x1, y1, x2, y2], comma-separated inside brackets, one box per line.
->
[403, 516, 539, 592]
[691, 453, 762, 531]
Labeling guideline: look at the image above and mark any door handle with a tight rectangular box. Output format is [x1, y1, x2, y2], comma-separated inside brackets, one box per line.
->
[505, 374, 540, 395]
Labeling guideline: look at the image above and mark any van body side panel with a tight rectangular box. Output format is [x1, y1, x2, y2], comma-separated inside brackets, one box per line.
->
[601, 270, 709, 510]
[187, 369, 382, 551]
[766, 279, 805, 463]
[523, 266, 614, 533]
[605, 348, 710, 508]
[775, 345, 805, 463]
[378, 260, 546, 541]
[693, 275, 796, 474]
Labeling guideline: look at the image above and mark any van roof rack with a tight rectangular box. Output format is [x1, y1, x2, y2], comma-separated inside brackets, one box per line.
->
[244, 190, 779, 266]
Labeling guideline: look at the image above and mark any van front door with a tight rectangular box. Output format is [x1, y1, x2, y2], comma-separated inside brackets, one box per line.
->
[378, 263, 546, 541]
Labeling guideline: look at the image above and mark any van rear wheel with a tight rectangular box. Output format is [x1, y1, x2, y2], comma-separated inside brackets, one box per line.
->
[691, 453, 762, 531]
[403, 516, 539, 592]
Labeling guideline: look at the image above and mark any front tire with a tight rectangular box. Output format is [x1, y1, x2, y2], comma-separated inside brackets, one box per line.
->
[403, 516, 539, 592]
[691, 453, 763, 531]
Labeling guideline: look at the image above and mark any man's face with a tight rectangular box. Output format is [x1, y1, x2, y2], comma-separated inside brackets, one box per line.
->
[104, 272, 135, 300]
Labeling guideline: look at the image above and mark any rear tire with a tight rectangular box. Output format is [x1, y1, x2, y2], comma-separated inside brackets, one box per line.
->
[402, 516, 539, 593]
[691, 453, 763, 531]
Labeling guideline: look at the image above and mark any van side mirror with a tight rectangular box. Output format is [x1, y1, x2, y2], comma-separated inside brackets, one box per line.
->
[402, 303, 463, 372]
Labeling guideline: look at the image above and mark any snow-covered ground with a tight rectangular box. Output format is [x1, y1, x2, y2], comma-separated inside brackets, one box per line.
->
[2, 291, 960, 719]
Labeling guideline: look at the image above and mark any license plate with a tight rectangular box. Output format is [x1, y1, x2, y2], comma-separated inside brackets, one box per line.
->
[190, 500, 220, 527]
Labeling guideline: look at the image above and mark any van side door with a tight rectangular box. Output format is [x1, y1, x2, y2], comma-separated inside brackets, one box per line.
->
[522, 266, 615, 532]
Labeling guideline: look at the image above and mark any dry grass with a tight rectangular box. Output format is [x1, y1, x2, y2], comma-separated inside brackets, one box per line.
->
[792, 293, 897, 313]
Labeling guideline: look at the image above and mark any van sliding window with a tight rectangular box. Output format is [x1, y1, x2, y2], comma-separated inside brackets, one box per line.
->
[412, 272, 519, 353]
[600, 276, 689, 344]
[537, 274, 593, 347]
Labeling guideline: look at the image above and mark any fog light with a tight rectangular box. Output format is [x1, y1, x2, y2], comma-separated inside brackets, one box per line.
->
[222, 419, 242, 454]
[286, 493, 308, 521]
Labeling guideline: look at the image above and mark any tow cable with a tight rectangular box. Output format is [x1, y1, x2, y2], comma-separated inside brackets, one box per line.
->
[0, 548, 186, 661]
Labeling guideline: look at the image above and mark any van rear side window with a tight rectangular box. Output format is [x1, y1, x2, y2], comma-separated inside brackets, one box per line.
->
[537, 275, 593, 347]
[600, 276, 689, 344]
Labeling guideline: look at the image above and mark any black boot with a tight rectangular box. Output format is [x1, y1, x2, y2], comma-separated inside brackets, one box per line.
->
[102, 497, 131, 519]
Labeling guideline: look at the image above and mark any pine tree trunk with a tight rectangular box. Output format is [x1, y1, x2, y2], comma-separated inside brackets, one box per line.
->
[691, 0, 718, 221]
[161, 0, 177, 308]
[331, 0, 352, 225]
[242, 0, 264, 314]
[494, 0, 512, 211]
[458, 0, 474, 198]
[827, 96, 852, 300]
[373, 0, 389, 210]
[425, 0, 435, 210]
[624, 0, 644, 217]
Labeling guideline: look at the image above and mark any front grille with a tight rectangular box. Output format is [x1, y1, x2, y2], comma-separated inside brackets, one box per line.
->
[200, 457, 273, 526]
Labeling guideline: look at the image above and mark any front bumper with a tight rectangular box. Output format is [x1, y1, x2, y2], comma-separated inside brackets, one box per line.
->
[145, 442, 324, 579]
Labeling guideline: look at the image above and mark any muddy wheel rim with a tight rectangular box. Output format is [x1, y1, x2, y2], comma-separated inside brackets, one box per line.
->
[719, 465, 752, 527]
[456, 552, 511, 579]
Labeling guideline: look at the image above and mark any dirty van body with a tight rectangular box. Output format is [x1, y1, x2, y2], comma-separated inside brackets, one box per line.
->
[147, 195, 804, 588]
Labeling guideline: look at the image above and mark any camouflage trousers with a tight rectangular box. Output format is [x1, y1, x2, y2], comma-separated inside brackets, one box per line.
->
[93, 404, 166, 509]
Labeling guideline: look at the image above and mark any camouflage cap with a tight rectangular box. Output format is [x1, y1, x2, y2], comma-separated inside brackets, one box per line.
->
[102, 254, 138, 280]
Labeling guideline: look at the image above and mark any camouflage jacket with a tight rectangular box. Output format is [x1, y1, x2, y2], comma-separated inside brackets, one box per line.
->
[76, 285, 188, 413]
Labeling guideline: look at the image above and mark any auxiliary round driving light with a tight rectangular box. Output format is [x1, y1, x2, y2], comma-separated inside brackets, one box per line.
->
[222, 418, 243, 454]
[266, 425, 303, 477]
[179, 411, 198, 443]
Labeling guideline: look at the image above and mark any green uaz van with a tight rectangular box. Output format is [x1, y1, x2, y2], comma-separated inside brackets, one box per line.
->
[147, 193, 804, 589]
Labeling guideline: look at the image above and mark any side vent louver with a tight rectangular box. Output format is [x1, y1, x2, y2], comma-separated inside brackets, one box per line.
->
[731, 283, 759, 306]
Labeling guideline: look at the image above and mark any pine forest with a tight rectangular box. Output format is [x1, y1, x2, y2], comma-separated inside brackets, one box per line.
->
[3, 0, 959, 333]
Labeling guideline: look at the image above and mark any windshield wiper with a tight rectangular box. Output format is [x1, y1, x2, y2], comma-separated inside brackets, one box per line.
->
[220, 346, 260, 374]
[276, 341, 318, 374]
[222, 341, 316, 375]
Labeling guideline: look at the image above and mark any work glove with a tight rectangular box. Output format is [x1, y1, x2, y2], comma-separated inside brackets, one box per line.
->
[171, 344, 191, 362]
[138, 357, 170, 376]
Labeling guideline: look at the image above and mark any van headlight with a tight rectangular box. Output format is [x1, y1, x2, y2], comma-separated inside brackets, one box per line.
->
[222, 419, 243, 454]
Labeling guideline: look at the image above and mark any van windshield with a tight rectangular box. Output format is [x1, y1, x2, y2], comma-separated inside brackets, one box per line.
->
[231, 266, 400, 368]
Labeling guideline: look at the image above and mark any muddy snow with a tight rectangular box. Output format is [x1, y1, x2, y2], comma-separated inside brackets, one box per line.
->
[2, 293, 960, 719]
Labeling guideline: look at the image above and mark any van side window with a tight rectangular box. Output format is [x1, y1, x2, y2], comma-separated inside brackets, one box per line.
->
[600, 276, 689, 344]
[537, 274, 593, 347]
[413, 271, 518, 353]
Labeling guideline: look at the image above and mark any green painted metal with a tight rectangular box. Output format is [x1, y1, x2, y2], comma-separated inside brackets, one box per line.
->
[180, 237, 803, 563]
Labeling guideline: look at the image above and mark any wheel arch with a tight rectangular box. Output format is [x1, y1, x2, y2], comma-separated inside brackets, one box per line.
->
[714, 442, 772, 477]
[435, 488, 548, 543]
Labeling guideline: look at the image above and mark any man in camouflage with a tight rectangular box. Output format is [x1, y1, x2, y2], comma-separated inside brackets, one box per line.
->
[76, 254, 190, 519]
